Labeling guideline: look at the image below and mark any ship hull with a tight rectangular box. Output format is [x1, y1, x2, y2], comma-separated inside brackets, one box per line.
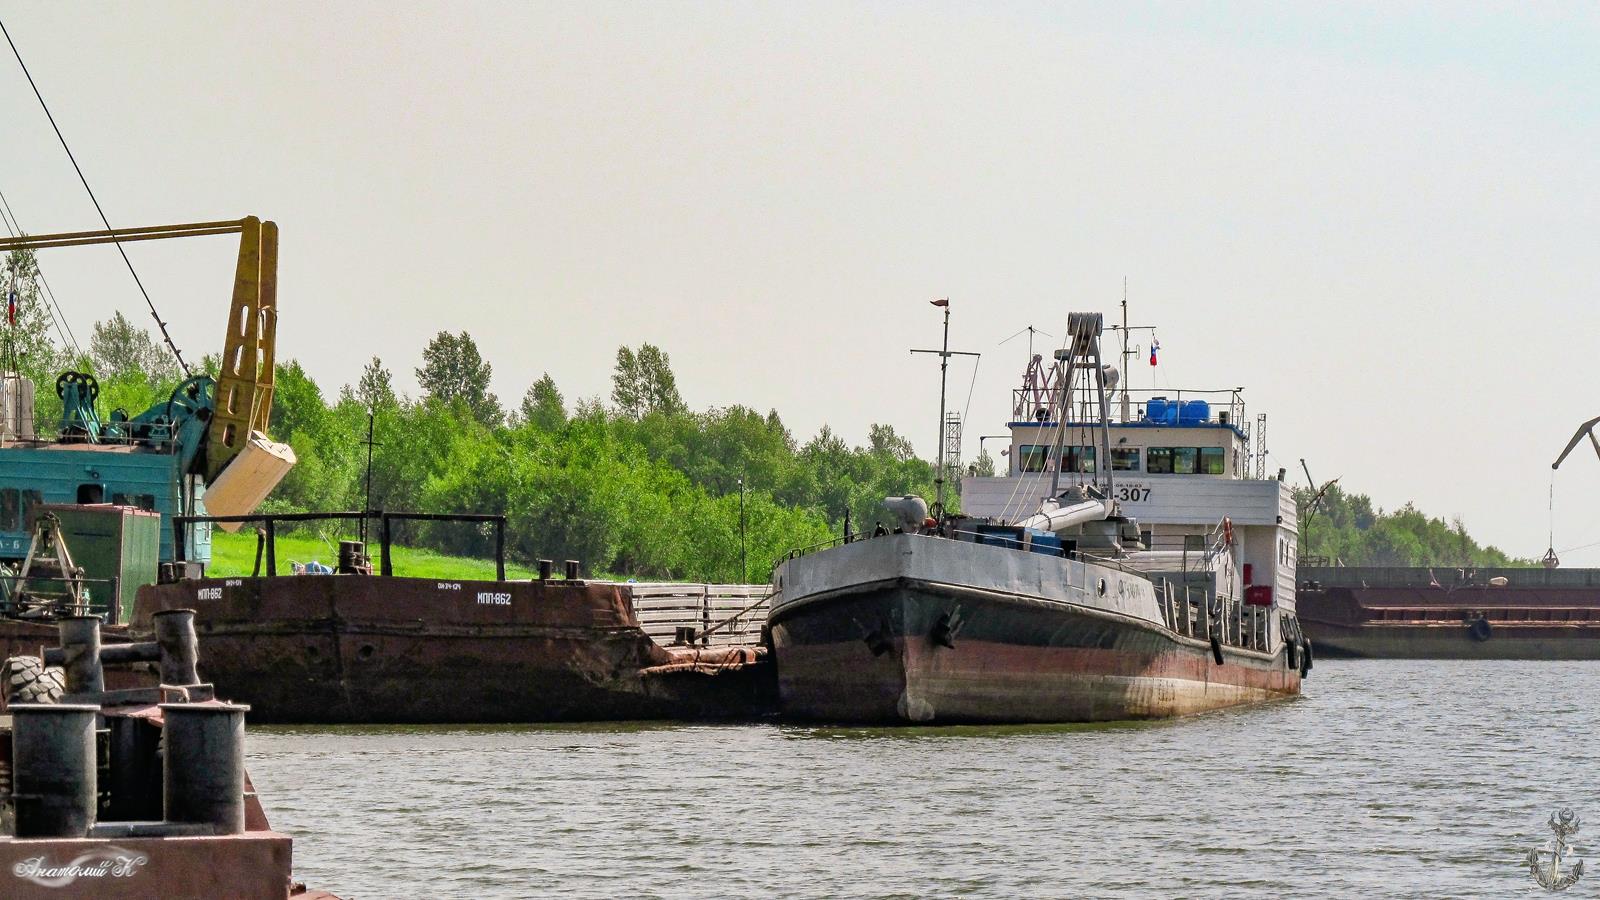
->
[131, 575, 775, 724]
[770, 536, 1299, 724]
[1299, 573, 1600, 659]
[1301, 620, 1600, 659]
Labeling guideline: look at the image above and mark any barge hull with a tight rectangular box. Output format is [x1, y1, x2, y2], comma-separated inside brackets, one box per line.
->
[772, 583, 1298, 723]
[133, 576, 773, 724]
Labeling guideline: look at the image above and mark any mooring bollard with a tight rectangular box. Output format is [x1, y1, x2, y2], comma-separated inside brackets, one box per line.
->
[564, 560, 580, 580]
[161, 702, 249, 834]
[59, 615, 106, 695]
[538, 559, 553, 580]
[152, 608, 201, 686]
[11, 703, 100, 838]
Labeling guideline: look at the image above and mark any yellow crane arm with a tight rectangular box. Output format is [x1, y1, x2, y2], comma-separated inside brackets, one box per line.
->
[0, 216, 279, 479]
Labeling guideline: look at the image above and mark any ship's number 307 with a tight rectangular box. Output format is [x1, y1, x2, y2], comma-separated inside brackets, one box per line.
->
[1113, 487, 1150, 502]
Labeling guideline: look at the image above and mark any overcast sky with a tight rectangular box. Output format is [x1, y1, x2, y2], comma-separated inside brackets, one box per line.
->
[2, 2, 1597, 563]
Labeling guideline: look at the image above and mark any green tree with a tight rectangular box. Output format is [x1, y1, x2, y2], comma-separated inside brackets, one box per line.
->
[868, 423, 916, 462]
[355, 355, 397, 410]
[89, 311, 178, 383]
[972, 449, 996, 477]
[611, 343, 683, 418]
[416, 331, 501, 427]
[519, 373, 565, 431]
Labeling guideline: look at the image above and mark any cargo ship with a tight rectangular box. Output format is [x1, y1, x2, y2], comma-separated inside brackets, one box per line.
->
[1297, 565, 1600, 658]
[767, 310, 1310, 724]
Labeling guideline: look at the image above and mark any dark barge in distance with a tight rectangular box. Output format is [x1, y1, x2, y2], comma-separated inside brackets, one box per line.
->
[128, 510, 774, 724]
[1298, 565, 1600, 659]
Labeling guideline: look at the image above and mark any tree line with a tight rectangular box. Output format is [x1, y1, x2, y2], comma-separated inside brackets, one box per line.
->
[2, 245, 1528, 576]
[1296, 483, 1526, 568]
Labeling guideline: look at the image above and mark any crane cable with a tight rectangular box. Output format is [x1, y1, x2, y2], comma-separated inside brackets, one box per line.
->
[0, 188, 81, 359]
[0, 17, 190, 377]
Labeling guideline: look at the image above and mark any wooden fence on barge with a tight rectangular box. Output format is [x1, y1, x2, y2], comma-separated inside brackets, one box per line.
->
[623, 583, 771, 649]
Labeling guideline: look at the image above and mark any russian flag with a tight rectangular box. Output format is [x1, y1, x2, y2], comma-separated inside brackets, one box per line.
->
[5, 289, 14, 327]
[1149, 338, 1160, 366]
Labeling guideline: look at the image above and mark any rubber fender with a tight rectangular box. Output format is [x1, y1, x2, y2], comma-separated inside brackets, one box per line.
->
[1300, 639, 1314, 677]
[1209, 635, 1224, 666]
[1468, 618, 1492, 642]
[1284, 637, 1299, 671]
[4, 656, 65, 708]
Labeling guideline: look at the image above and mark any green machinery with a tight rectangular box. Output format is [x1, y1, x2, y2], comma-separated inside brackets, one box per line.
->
[0, 218, 290, 610]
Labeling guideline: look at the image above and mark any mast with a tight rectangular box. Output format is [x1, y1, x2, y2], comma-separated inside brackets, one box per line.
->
[1120, 279, 1131, 422]
[911, 300, 978, 514]
[938, 304, 949, 505]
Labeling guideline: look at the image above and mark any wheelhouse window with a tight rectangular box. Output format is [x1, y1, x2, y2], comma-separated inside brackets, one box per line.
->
[1017, 444, 1049, 474]
[1061, 446, 1096, 474]
[1147, 447, 1174, 474]
[1172, 447, 1198, 475]
[1111, 448, 1140, 471]
[1146, 447, 1225, 475]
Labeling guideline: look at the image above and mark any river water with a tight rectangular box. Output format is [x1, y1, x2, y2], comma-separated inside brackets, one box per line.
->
[247, 660, 1597, 898]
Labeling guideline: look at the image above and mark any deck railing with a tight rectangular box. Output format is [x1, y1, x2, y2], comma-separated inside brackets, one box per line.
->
[625, 583, 771, 648]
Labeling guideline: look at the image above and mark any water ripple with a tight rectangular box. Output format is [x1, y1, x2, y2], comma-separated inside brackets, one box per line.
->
[245, 660, 1599, 898]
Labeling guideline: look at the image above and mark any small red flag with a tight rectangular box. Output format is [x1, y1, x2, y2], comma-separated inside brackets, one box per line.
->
[930, 298, 949, 307]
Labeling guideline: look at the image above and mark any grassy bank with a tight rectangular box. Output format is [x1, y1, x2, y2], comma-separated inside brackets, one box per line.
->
[208, 529, 538, 581]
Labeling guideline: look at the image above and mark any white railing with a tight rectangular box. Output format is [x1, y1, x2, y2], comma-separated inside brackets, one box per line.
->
[624, 583, 771, 649]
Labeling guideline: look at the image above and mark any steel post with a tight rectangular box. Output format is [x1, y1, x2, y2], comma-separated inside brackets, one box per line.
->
[161, 702, 249, 834]
[153, 608, 201, 686]
[11, 704, 100, 837]
[58, 615, 105, 695]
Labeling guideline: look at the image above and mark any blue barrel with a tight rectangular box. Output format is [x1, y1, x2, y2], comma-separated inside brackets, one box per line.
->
[1145, 397, 1170, 423]
[1180, 400, 1210, 424]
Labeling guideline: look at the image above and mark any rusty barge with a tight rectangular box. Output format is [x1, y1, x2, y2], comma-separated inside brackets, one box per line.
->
[0, 611, 334, 900]
[1298, 565, 1600, 658]
[121, 510, 776, 724]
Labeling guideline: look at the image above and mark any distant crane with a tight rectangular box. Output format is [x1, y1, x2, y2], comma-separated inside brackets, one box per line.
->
[1545, 415, 1600, 569]
[1553, 416, 1600, 471]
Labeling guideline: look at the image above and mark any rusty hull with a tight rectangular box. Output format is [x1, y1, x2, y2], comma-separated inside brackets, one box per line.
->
[1300, 583, 1600, 659]
[132, 575, 775, 723]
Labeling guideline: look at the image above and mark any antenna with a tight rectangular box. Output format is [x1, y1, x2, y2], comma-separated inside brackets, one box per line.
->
[1000, 324, 1053, 361]
[1105, 279, 1156, 423]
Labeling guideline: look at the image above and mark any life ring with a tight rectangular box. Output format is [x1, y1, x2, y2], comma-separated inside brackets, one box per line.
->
[1468, 618, 1492, 642]
[1222, 517, 1234, 546]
